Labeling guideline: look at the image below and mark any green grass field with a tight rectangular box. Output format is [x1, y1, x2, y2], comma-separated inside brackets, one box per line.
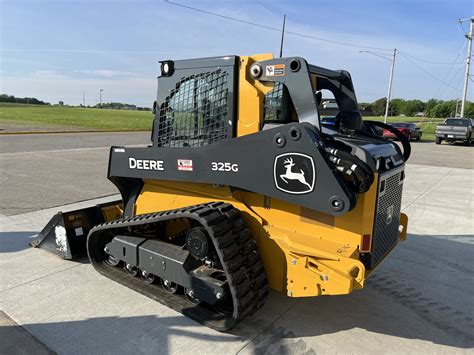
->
[0, 103, 154, 131]
[0, 103, 442, 140]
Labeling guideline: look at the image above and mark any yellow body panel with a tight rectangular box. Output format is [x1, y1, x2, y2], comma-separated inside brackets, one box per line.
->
[237, 54, 274, 136]
[132, 53, 408, 298]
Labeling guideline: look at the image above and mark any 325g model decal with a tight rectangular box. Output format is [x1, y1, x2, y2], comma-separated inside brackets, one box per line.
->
[211, 162, 239, 172]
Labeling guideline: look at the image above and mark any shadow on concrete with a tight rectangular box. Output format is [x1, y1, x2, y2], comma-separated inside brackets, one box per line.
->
[1, 314, 236, 354]
[2, 233, 472, 353]
[0, 231, 90, 264]
[0, 311, 56, 355]
[437, 141, 473, 147]
[0, 231, 38, 253]
[234, 233, 474, 352]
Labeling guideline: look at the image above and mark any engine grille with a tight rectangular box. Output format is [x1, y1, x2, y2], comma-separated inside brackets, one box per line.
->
[365, 168, 404, 269]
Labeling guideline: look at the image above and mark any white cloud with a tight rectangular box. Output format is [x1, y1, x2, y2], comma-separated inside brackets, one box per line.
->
[2, 70, 156, 107]
[73, 69, 144, 78]
[1, 0, 471, 105]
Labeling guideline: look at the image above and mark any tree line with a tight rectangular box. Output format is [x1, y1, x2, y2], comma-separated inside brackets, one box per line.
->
[2, 93, 472, 117]
[1, 94, 150, 111]
[0, 94, 50, 105]
[360, 98, 473, 118]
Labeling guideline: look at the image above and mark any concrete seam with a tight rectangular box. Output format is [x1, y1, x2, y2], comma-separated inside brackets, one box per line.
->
[0, 264, 82, 293]
[402, 168, 454, 211]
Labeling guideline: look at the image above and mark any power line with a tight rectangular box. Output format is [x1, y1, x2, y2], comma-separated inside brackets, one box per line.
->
[164, 0, 393, 51]
[448, 66, 466, 98]
[399, 52, 458, 90]
[432, 41, 467, 98]
[458, 19, 468, 35]
[398, 51, 464, 65]
[435, 62, 464, 100]
[359, 50, 393, 61]
[165, 0, 469, 67]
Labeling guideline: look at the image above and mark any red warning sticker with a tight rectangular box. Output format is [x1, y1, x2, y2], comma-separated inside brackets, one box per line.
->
[266, 64, 285, 76]
[177, 159, 193, 171]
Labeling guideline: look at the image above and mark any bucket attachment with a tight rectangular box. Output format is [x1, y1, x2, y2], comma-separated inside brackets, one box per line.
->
[30, 200, 122, 259]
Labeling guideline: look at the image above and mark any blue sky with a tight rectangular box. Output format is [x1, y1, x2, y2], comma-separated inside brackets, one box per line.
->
[1, 0, 472, 106]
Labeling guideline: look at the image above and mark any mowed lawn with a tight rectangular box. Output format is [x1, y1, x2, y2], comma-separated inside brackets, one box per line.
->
[0, 103, 442, 140]
[0, 103, 154, 131]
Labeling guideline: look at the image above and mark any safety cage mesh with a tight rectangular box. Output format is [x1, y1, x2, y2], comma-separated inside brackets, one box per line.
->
[157, 70, 229, 147]
[263, 83, 284, 122]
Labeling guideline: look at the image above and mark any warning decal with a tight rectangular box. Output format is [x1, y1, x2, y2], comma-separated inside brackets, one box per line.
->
[266, 64, 285, 76]
[177, 159, 193, 171]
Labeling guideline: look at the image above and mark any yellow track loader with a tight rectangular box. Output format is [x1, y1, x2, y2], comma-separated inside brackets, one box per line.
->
[31, 54, 410, 331]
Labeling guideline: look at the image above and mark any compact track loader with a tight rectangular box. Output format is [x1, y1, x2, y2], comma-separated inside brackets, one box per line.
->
[31, 54, 410, 331]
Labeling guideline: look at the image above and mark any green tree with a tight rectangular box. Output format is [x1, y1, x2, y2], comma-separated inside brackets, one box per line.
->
[430, 100, 457, 118]
[403, 99, 425, 116]
[463, 101, 474, 118]
[372, 97, 387, 116]
[390, 98, 404, 116]
[425, 99, 441, 116]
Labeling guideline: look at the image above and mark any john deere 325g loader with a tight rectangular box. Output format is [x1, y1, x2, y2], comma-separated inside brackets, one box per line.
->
[31, 54, 410, 331]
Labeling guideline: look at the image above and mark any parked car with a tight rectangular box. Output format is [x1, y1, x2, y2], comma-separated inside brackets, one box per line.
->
[383, 123, 422, 141]
[321, 115, 336, 127]
[435, 117, 473, 145]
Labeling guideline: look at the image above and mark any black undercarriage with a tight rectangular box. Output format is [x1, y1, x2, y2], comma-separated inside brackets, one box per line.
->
[87, 202, 268, 331]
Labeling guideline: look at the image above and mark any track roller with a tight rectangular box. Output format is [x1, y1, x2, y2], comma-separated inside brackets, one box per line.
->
[125, 263, 139, 277]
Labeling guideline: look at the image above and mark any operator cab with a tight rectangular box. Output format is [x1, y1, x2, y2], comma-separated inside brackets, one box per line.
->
[262, 65, 368, 135]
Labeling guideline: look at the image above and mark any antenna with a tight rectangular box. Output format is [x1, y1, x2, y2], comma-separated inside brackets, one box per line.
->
[279, 14, 286, 58]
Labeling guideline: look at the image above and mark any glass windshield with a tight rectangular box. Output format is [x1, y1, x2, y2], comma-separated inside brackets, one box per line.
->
[445, 119, 469, 126]
[392, 123, 410, 128]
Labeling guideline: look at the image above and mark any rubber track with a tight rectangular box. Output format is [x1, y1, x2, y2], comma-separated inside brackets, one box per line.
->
[86, 201, 268, 331]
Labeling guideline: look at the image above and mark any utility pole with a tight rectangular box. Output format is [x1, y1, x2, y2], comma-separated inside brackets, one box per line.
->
[384, 48, 397, 124]
[99, 89, 104, 108]
[359, 49, 397, 124]
[82, 91, 85, 107]
[279, 14, 286, 58]
[460, 17, 473, 117]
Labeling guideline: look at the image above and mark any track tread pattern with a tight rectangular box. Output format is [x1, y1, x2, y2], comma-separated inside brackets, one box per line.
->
[87, 201, 268, 331]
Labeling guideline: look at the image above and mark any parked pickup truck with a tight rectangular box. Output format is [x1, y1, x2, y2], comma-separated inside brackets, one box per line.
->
[435, 117, 473, 145]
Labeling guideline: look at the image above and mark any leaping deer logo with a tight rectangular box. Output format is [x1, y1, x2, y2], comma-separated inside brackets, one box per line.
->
[280, 157, 312, 189]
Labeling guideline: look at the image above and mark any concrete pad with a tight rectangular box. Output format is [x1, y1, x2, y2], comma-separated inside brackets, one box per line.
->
[1, 164, 473, 353]
[0, 132, 149, 215]
[0, 311, 55, 355]
[405, 141, 474, 169]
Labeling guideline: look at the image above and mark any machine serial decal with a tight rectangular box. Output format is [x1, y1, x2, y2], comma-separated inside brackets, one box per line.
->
[266, 64, 285, 76]
[274, 153, 315, 194]
[211, 162, 239, 172]
[386, 205, 394, 225]
[129, 157, 164, 171]
[177, 159, 193, 171]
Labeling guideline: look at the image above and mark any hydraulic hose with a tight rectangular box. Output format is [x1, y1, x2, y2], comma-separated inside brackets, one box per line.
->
[325, 147, 374, 193]
[364, 120, 411, 162]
